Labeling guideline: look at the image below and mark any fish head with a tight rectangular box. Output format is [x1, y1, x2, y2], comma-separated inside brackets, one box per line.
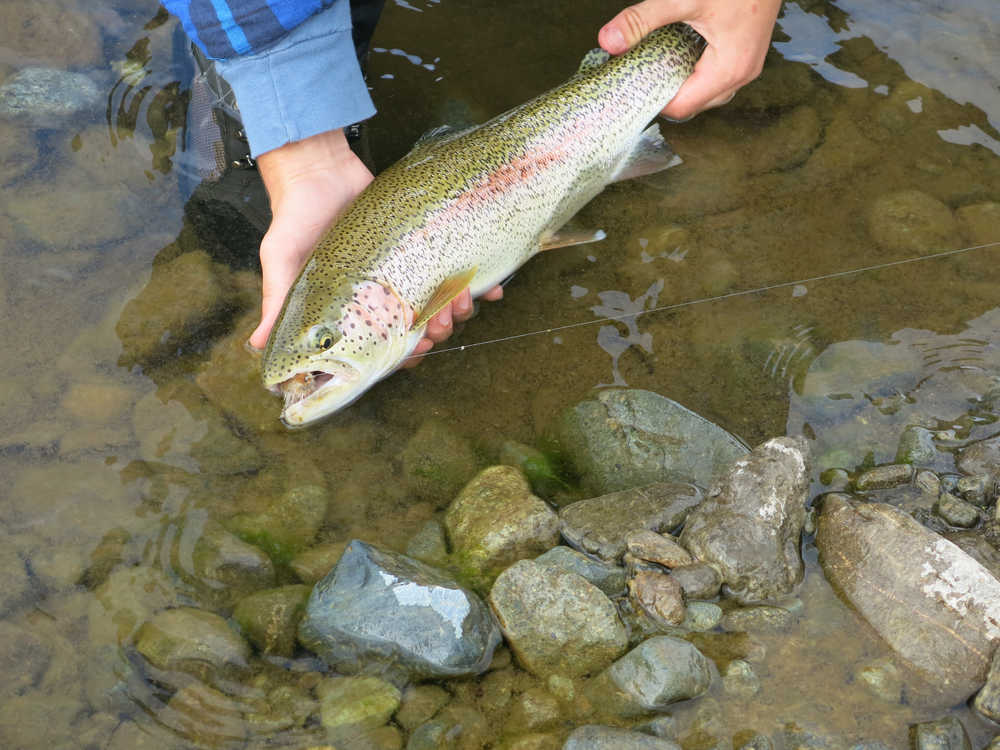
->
[261, 274, 418, 427]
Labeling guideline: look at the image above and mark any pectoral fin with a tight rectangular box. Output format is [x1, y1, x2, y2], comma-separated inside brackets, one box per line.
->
[413, 268, 479, 328]
[540, 227, 607, 251]
[613, 123, 683, 182]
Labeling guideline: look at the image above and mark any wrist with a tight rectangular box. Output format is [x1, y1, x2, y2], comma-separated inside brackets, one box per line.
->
[257, 128, 355, 202]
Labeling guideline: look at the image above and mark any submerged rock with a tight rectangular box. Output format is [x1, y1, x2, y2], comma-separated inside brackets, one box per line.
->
[973, 646, 1000, 722]
[401, 417, 481, 507]
[680, 437, 810, 603]
[584, 635, 712, 717]
[135, 606, 250, 678]
[534, 546, 627, 597]
[560, 483, 703, 563]
[445, 465, 560, 586]
[911, 717, 972, 750]
[232, 585, 310, 657]
[957, 434, 1000, 480]
[298, 540, 500, 679]
[563, 725, 682, 749]
[488, 559, 627, 678]
[817, 496, 1000, 706]
[0, 67, 101, 125]
[549, 389, 748, 495]
[867, 190, 958, 254]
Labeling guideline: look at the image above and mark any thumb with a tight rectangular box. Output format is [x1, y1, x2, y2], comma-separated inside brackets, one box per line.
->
[599, 0, 695, 54]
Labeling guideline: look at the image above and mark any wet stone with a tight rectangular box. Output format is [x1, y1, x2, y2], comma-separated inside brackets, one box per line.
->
[0, 121, 39, 186]
[856, 657, 904, 704]
[629, 570, 686, 627]
[585, 636, 712, 718]
[396, 684, 451, 732]
[135, 607, 250, 679]
[445, 465, 561, 586]
[500, 439, 569, 499]
[855, 464, 914, 491]
[406, 519, 450, 567]
[955, 474, 997, 507]
[401, 417, 481, 507]
[722, 659, 761, 698]
[0, 621, 50, 697]
[549, 389, 749, 495]
[225, 483, 329, 566]
[232, 584, 310, 657]
[289, 540, 347, 584]
[505, 734, 562, 750]
[317, 675, 401, 733]
[973, 645, 1000, 722]
[625, 530, 693, 568]
[867, 190, 958, 254]
[432, 704, 489, 750]
[721, 605, 796, 633]
[911, 717, 972, 750]
[956, 202, 1000, 245]
[0, 67, 101, 125]
[0, 1, 103, 69]
[914, 470, 942, 496]
[507, 687, 562, 732]
[896, 426, 938, 465]
[534, 546, 627, 597]
[683, 601, 723, 631]
[957, 435, 1000, 480]
[298, 540, 500, 679]
[748, 105, 822, 175]
[183, 517, 276, 604]
[165, 681, 248, 747]
[680, 437, 810, 604]
[560, 482, 703, 563]
[934, 492, 980, 528]
[816, 496, 1000, 706]
[738, 734, 775, 750]
[488, 559, 627, 678]
[563, 725, 682, 749]
[669, 562, 722, 600]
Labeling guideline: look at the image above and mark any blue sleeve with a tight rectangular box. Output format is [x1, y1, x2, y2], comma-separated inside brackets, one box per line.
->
[162, 0, 331, 60]
[212, 0, 376, 157]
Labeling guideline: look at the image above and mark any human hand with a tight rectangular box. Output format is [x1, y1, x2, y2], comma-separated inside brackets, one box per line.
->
[251, 128, 504, 361]
[598, 0, 782, 120]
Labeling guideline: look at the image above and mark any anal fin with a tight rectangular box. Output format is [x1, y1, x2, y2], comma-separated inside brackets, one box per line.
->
[613, 122, 683, 182]
[413, 268, 478, 328]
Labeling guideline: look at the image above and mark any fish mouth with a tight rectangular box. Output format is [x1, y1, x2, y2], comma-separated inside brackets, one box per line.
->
[272, 362, 363, 427]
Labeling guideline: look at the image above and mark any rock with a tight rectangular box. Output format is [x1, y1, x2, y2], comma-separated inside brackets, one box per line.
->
[244, 683, 316, 734]
[499, 440, 570, 498]
[669, 563, 722, 600]
[298, 540, 500, 679]
[135, 606, 250, 679]
[955, 474, 997, 507]
[748, 105, 822, 175]
[549, 389, 748, 495]
[625, 530, 692, 568]
[396, 684, 451, 731]
[957, 434, 1000, 480]
[117, 251, 242, 368]
[683, 601, 723, 631]
[0, 695, 87, 749]
[896, 426, 938, 465]
[225, 483, 328, 565]
[232, 585, 310, 657]
[488, 559, 627, 678]
[445, 465, 561, 586]
[430, 704, 489, 750]
[956, 202, 1000, 245]
[534, 546, 627, 597]
[0, 621, 50, 697]
[722, 659, 760, 698]
[867, 190, 958, 253]
[855, 464, 914, 491]
[934, 492, 980, 528]
[401, 418, 480, 507]
[856, 657, 904, 704]
[721, 606, 796, 633]
[505, 734, 562, 750]
[585, 636, 712, 718]
[628, 571, 686, 627]
[563, 725, 682, 749]
[507, 687, 562, 732]
[406, 519, 450, 567]
[816, 496, 1000, 706]
[317, 675, 401, 733]
[973, 645, 1000, 722]
[911, 717, 971, 750]
[560, 483, 703, 563]
[163, 681, 247, 747]
[0, 67, 101, 125]
[180, 516, 276, 604]
[289, 540, 347, 584]
[680, 437, 810, 603]
[0, 541, 32, 613]
[0, 121, 38, 186]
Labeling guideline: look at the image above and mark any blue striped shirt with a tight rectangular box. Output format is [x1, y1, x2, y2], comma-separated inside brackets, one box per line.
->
[163, 0, 331, 59]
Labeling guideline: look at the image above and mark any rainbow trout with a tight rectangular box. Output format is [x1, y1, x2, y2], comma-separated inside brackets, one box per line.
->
[263, 25, 704, 427]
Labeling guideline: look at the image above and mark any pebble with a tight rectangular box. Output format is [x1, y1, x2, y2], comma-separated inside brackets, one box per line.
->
[534, 546, 627, 597]
[934, 492, 980, 528]
[669, 562, 722, 600]
[911, 716, 972, 750]
[855, 464, 914, 491]
[628, 570, 686, 627]
[973, 646, 1000, 722]
[721, 605, 796, 633]
[0, 67, 101, 124]
[867, 190, 958, 253]
[722, 659, 761, 698]
[316, 675, 401, 733]
[624, 529, 693, 568]
[856, 657, 904, 704]
[395, 684, 451, 732]
[563, 725, 682, 750]
[955, 474, 997, 507]
[134, 606, 250, 678]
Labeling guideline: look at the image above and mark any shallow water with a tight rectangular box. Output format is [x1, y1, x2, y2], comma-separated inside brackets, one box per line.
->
[1, 0, 999, 747]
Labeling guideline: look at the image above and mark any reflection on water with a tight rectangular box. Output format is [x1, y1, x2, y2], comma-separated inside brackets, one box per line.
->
[0, 0, 999, 747]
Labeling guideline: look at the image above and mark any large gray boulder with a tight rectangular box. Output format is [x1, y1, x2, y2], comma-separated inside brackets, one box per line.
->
[488, 559, 627, 678]
[298, 540, 500, 680]
[549, 389, 749, 495]
[680, 437, 810, 603]
[817, 495, 1000, 707]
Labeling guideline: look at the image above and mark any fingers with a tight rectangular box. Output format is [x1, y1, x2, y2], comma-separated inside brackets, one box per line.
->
[249, 231, 305, 350]
[401, 337, 434, 369]
[483, 285, 504, 302]
[599, 0, 694, 54]
[403, 284, 505, 368]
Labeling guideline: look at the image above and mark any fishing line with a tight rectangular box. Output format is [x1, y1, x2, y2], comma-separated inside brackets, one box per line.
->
[420, 239, 1000, 358]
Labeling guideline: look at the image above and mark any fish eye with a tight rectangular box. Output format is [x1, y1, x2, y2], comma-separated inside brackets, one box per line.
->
[309, 325, 338, 351]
